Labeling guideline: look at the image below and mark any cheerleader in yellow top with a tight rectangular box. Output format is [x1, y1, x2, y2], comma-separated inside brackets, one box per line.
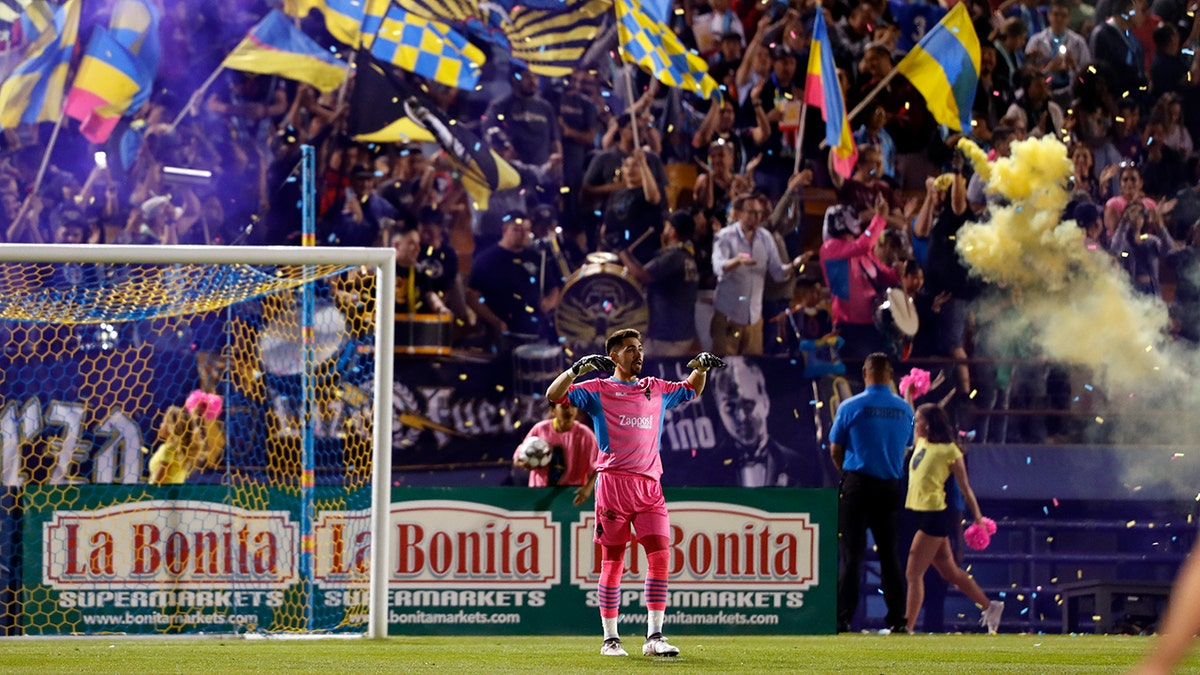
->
[904, 403, 1004, 634]
[148, 406, 202, 485]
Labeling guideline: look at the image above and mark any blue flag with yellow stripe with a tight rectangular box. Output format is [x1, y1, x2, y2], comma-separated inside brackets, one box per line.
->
[222, 10, 348, 93]
[895, 3, 980, 132]
[108, 0, 161, 111]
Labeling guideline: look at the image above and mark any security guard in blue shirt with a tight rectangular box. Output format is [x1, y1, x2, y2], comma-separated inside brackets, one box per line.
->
[829, 353, 913, 633]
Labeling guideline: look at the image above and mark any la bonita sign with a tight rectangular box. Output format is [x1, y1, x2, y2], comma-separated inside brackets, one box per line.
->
[313, 500, 818, 591]
[42, 499, 818, 592]
[43, 501, 297, 589]
[314, 501, 560, 589]
[571, 502, 819, 590]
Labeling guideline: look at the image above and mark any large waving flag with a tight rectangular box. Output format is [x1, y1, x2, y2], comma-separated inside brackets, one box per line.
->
[15, 0, 52, 46]
[222, 10, 348, 93]
[369, 4, 483, 91]
[284, 0, 383, 46]
[64, 28, 151, 143]
[348, 55, 435, 144]
[283, 0, 483, 90]
[0, 0, 79, 129]
[0, 0, 30, 24]
[504, 0, 612, 76]
[108, 0, 160, 110]
[895, 3, 980, 132]
[805, 8, 857, 178]
[615, 0, 718, 99]
[351, 56, 518, 209]
[397, 0, 612, 77]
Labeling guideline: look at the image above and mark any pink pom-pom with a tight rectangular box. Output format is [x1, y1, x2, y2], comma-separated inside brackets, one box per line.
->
[899, 368, 932, 399]
[964, 522, 992, 550]
[981, 516, 997, 535]
[203, 393, 223, 420]
[185, 390, 222, 421]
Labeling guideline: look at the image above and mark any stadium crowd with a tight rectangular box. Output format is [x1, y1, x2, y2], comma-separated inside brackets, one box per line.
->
[5, 0, 1200, 442]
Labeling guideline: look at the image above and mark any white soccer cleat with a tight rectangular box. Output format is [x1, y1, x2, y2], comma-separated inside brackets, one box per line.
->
[642, 633, 680, 657]
[981, 600, 1004, 635]
[600, 637, 628, 656]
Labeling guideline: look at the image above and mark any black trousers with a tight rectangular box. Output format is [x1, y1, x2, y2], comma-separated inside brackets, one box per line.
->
[837, 471, 906, 629]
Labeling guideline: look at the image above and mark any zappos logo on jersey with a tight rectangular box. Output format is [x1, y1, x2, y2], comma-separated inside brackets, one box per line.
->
[617, 414, 653, 429]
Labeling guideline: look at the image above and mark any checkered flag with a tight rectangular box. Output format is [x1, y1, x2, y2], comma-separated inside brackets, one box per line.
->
[614, 0, 719, 99]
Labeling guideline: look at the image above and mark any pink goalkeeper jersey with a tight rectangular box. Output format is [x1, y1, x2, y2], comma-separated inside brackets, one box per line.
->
[557, 376, 697, 480]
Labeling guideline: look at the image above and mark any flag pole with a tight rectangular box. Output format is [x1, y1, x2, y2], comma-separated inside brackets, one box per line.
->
[623, 64, 641, 150]
[845, 67, 898, 127]
[337, 49, 357, 109]
[11, 108, 68, 238]
[170, 64, 226, 131]
[794, 101, 808, 173]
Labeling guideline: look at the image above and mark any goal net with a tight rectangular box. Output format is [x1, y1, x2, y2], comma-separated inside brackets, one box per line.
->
[0, 244, 395, 637]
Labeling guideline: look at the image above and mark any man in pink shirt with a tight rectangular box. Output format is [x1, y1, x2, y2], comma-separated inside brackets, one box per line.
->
[512, 402, 601, 505]
[546, 329, 724, 658]
[819, 196, 899, 360]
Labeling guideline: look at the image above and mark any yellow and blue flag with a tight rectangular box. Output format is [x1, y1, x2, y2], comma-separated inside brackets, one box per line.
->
[348, 55, 434, 144]
[804, 8, 856, 178]
[396, 0, 610, 77]
[0, 0, 79, 129]
[615, 0, 718, 99]
[368, 4, 483, 91]
[64, 27, 151, 143]
[283, 0, 385, 47]
[0, 0, 30, 24]
[283, 0, 482, 90]
[108, 0, 161, 110]
[505, 0, 611, 77]
[15, 0, 52, 47]
[222, 10, 348, 93]
[895, 3, 980, 132]
[350, 55, 518, 209]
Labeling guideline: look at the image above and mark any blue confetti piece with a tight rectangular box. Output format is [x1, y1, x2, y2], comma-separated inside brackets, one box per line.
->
[1043, 506, 1049, 515]
[1084, 384, 1094, 391]
[1021, 608, 1029, 615]
[1026, 457, 1031, 465]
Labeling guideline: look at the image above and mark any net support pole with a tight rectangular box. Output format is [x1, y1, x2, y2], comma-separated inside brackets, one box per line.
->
[300, 144, 317, 632]
[369, 245, 396, 639]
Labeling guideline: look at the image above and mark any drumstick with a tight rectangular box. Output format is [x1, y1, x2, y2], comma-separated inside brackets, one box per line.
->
[621, 226, 657, 255]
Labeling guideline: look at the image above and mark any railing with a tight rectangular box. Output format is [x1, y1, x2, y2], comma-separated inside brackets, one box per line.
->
[856, 512, 1196, 634]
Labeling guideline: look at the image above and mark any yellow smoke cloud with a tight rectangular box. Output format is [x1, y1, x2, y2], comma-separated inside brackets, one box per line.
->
[954, 136, 1173, 390]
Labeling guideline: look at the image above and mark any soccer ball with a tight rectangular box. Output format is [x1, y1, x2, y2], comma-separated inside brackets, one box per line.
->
[518, 437, 552, 468]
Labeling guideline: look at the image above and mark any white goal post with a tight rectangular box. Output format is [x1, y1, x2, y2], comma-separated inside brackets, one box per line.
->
[0, 243, 395, 639]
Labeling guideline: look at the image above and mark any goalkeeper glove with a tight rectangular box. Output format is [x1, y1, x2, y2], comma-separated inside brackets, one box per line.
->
[687, 352, 727, 372]
[570, 354, 616, 377]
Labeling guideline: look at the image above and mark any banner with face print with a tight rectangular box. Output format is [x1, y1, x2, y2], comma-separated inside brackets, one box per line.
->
[392, 355, 843, 488]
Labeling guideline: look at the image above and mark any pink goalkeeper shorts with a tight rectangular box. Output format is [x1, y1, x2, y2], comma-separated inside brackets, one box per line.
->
[593, 470, 670, 547]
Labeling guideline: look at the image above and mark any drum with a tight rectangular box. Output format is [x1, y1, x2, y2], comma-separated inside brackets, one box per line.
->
[513, 344, 565, 397]
[395, 313, 452, 356]
[874, 287, 919, 345]
[556, 254, 648, 354]
[259, 300, 348, 376]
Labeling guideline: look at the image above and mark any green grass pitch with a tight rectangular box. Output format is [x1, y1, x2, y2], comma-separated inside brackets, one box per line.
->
[0, 634, 1194, 674]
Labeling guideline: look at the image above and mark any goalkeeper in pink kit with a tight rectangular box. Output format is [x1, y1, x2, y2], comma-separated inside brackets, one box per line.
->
[546, 328, 724, 657]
